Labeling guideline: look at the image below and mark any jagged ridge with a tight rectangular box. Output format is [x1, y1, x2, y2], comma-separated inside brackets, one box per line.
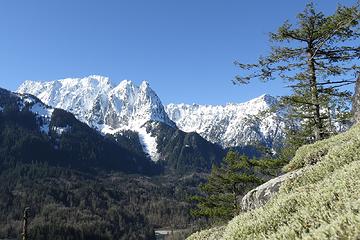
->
[165, 94, 284, 149]
[18, 75, 175, 133]
[18, 75, 285, 159]
[0, 87, 158, 174]
[18, 75, 176, 161]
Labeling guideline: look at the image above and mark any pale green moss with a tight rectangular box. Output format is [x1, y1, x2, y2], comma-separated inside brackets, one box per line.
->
[188, 226, 226, 240]
[284, 124, 360, 172]
[187, 124, 360, 240]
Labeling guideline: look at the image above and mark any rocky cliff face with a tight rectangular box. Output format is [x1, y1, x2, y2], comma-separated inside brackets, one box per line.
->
[18, 75, 175, 133]
[18, 76, 285, 149]
[18, 75, 286, 161]
[18, 76, 178, 161]
[353, 76, 360, 124]
[166, 94, 285, 149]
[0, 87, 159, 174]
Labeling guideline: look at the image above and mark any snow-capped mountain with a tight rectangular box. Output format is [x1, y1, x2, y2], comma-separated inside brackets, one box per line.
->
[18, 75, 174, 160]
[165, 94, 284, 148]
[0, 87, 160, 174]
[18, 75, 284, 159]
[18, 75, 174, 132]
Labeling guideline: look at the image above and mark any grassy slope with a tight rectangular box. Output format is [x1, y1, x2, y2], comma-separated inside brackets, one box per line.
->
[188, 124, 360, 240]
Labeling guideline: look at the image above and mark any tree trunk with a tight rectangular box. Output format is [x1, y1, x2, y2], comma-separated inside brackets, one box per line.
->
[22, 207, 30, 240]
[232, 183, 237, 215]
[353, 74, 360, 124]
[307, 46, 323, 141]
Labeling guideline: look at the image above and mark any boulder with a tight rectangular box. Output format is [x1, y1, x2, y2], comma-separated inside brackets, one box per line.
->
[240, 169, 303, 211]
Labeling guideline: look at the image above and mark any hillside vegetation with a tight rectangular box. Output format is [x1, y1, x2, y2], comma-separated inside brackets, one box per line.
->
[188, 124, 360, 239]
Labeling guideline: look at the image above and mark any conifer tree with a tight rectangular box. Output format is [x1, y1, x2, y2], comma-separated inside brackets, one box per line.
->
[190, 151, 263, 221]
[234, 2, 359, 142]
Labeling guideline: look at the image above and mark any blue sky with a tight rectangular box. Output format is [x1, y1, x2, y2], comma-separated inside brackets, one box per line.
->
[0, 0, 357, 104]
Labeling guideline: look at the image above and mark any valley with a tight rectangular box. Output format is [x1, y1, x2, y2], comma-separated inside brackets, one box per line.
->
[0, 83, 262, 239]
[0, 78, 284, 239]
[1, 1, 358, 239]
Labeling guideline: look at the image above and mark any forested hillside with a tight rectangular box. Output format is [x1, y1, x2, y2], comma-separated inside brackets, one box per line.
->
[0, 88, 208, 239]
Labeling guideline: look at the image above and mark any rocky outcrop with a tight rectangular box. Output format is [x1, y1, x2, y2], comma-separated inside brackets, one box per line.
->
[353, 75, 360, 124]
[240, 169, 303, 211]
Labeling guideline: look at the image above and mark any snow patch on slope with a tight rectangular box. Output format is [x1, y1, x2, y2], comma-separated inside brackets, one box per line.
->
[52, 125, 71, 135]
[136, 124, 159, 161]
[30, 102, 54, 117]
[29, 102, 54, 134]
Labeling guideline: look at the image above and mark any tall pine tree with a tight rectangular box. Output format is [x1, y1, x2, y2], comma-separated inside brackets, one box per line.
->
[190, 151, 263, 222]
[234, 2, 359, 142]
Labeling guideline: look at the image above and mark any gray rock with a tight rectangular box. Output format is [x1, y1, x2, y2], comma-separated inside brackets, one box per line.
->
[240, 169, 303, 211]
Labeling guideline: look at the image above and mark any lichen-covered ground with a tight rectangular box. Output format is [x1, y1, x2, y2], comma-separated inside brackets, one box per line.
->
[188, 124, 360, 240]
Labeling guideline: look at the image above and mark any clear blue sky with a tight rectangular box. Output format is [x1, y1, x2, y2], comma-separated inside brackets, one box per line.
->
[0, 0, 356, 104]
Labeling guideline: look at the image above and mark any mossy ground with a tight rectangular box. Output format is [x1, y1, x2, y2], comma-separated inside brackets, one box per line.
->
[188, 124, 360, 240]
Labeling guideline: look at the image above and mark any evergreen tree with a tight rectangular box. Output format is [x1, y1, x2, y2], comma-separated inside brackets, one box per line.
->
[190, 151, 263, 222]
[234, 2, 359, 142]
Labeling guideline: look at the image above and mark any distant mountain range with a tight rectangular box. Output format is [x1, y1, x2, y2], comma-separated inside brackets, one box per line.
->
[18, 75, 285, 156]
[0, 84, 223, 174]
[166, 94, 284, 149]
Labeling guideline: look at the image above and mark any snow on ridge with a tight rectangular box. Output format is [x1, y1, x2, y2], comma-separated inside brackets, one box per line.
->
[165, 94, 284, 148]
[17, 75, 173, 132]
[0, 106, 3, 112]
[17, 76, 172, 161]
[17, 75, 284, 153]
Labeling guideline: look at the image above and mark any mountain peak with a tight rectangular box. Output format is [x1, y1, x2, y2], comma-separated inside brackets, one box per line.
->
[242, 94, 277, 107]
[18, 76, 174, 132]
[87, 75, 112, 85]
[140, 80, 150, 89]
[113, 79, 134, 93]
[59, 75, 113, 88]
[258, 93, 276, 103]
[139, 81, 155, 98]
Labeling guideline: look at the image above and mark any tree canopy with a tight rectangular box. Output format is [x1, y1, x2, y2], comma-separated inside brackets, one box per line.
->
[234, 2, 360, 142]
[190, 152, 263, 222]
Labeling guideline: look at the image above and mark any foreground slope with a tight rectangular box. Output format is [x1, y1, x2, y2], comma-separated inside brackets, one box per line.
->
[188, 124, 360, 239]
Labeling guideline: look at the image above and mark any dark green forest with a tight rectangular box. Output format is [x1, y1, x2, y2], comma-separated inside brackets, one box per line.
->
[0, 163, 209, 240]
